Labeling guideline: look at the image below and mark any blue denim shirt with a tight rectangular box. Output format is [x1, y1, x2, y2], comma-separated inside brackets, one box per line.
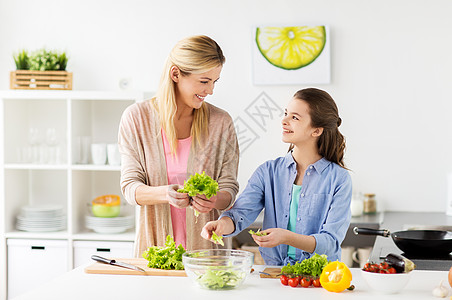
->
[221, 152, 352, 266]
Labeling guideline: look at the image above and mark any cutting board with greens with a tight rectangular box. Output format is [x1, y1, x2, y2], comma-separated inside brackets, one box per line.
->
[84, 258, 187, 276]
[86, 235, 187, 276]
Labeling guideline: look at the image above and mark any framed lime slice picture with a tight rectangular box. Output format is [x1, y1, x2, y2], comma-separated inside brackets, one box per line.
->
[252, 25, 330, 85]
[256, 26, 326, 70]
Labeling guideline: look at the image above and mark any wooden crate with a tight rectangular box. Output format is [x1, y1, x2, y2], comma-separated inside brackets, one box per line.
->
[10, 70, 72, 90]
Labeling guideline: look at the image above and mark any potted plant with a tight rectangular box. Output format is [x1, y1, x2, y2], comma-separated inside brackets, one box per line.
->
[10, 48, 72, 90]
[13, 50, 30, 70]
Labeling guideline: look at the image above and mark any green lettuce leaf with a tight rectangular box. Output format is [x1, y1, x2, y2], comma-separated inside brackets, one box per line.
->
[142, 235, 186, 270]
[248, 229, 267, 236]
[211, 231, 224, 246]
[281, 253, 330, 277]
[178, 172, 219, 221]
[177, 171, 219, 198]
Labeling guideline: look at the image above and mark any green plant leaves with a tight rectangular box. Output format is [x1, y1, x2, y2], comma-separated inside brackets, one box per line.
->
[12, 48, 68, 71]
[142, 235, 186, 270]
[13, 50, 30, 70]
[281, 253, 330, 277]
[177, 171, 219, 199]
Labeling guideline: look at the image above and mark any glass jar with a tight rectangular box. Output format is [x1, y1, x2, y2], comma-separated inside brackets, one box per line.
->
[350, 192, 363, 217]
[363, 193, 377, 214]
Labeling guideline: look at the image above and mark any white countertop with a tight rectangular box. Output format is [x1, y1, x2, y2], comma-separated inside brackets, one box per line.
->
[12, 265, 450, 300]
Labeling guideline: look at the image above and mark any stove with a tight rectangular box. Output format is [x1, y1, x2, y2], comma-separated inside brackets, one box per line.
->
[379, 247, 452, 271]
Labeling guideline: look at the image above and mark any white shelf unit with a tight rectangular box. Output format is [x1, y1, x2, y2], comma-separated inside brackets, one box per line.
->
[0, 90, 143, 300]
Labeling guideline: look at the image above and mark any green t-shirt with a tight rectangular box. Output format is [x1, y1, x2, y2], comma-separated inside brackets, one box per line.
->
[287, 184, 302, 260]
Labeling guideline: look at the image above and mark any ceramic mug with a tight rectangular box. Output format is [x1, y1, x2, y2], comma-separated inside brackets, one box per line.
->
[91, 143, 107, 165]
[340, 246, 355, 267]
[353, 247, 372, 268]
[107, 143, 120, 166]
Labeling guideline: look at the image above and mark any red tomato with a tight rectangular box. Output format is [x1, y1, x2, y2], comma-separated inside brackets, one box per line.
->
[280, 275, 289, 286]
[388, 267, 396, 274]
[288, 277, 300, 287]
[379, 262, 389, 269]
[300, 277, 312, 288]
[312, 278, 321, 287]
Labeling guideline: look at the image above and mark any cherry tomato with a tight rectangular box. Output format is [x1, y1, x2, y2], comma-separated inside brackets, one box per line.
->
[288, 277, 300, 287]
[312, 278, 321, 287]
[289, 277, 300, 287]
[280, 275, 289, 286]
[379, 262, 389, 269]
[300, 277, 312, 288]
[388, 267, 396, 274]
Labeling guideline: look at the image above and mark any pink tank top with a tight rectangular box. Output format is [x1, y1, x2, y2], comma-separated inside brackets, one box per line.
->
[161, 129, 191, 249]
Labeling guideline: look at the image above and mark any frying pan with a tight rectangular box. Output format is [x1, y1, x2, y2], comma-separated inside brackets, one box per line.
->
[353, 227, 452, 256]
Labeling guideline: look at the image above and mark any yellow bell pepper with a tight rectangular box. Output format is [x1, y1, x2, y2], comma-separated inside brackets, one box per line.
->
[319, 261, 353, 293]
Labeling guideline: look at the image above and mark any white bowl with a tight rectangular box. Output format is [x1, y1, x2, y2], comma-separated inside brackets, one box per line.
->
[361, 270, 412, 294]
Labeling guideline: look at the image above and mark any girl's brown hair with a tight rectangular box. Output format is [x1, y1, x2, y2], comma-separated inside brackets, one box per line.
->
[290, 88, 347, 169]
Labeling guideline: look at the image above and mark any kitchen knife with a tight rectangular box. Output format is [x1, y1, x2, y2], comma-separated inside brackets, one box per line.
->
[91, 255, 146, 273]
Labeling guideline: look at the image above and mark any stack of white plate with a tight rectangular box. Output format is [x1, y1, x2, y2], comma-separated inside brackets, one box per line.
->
[85, 214, 134, 234]
[16, 205, 66, 232]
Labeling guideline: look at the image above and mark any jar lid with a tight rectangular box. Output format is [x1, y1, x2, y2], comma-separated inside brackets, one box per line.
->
[364, 193, 375, 197]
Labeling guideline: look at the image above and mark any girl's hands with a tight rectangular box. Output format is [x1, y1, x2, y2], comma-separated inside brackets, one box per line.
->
[251, 228, 290, 248]
[167, 184, 190, 208]
[191, 194, 217, 213]
[201, 217, 235, 241]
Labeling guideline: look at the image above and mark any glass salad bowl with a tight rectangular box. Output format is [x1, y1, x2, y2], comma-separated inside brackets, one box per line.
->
[182, 249, 254, 290]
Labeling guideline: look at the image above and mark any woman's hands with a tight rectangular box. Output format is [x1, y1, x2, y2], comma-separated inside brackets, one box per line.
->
[190, 194, 218, 213]
[250, 228, 290, 248]
[201, 217, 235, 241]
[167, 187, 231, 212]
[167, 184, 191, 208]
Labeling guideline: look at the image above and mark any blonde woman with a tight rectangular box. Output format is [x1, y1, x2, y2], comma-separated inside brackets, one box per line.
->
[119, 35, 239, 256]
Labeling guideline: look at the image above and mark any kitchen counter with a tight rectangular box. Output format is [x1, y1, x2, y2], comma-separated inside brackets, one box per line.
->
[13, 264, 449, 300]
[369, 212, 452, 271]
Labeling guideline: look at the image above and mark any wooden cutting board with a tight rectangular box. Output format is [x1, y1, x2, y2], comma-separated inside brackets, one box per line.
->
[259, 267, 281, 278]
[84, 258, 187, 276]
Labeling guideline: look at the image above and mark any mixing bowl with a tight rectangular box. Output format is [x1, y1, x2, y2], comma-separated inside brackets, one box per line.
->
[92, 194, 120, 218]
[361, 269, 412, 294]
[182, 249, 254, 290]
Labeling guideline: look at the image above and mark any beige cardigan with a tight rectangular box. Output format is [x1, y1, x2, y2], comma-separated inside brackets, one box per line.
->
[118, 99, 239, 257]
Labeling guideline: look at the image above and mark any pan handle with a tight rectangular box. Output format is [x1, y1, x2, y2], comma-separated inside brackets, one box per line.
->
[353, 227, 391, 237]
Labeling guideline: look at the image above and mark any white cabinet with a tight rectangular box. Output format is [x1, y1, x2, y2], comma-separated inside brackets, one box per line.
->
[7, 239, 68, 299]
[0, 90, 144, 300]
[73, 240, 134, 268]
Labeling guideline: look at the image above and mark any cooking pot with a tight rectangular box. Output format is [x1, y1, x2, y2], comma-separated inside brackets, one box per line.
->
[353, 227, 452, 256]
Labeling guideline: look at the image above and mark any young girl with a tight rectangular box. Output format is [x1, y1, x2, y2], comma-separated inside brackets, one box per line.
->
[201, 88, 352, 266]
[119, 35, 239, 257]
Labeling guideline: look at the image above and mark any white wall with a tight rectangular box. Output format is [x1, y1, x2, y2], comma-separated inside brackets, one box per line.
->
[1, 0, 452, 212]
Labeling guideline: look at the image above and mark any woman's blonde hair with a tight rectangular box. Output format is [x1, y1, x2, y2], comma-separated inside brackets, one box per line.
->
[153, 35, 225, 154]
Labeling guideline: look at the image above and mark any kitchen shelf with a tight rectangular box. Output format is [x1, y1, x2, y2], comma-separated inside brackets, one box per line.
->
[5, 231, 70, 239]
[4, 164, 69, 170]
[72, 231, 136, 241]
[70, 164, 121, 171]
[0, 90, 144, 299]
